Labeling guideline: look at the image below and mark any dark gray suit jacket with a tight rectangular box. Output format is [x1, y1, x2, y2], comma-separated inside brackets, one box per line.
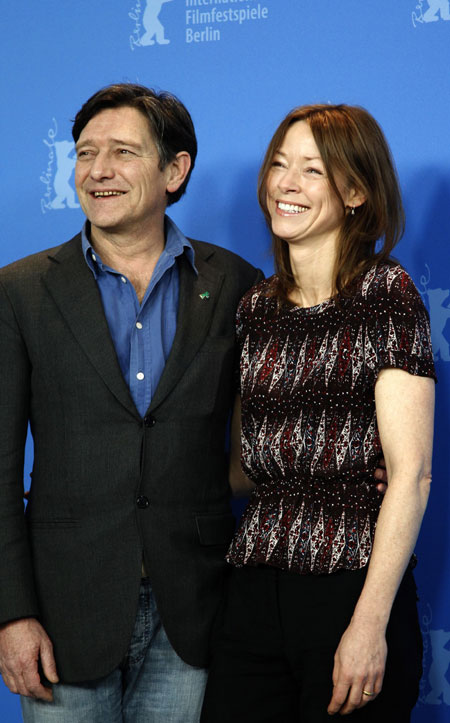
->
[0, 233, 261, 682]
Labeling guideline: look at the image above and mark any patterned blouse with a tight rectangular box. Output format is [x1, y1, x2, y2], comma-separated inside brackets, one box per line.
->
[226, 264, 436, 575]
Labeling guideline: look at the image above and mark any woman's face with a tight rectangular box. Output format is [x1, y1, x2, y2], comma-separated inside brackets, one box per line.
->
[265, 120, 352, 249]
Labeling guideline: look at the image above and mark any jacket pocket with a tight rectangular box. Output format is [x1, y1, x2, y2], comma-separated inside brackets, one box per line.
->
[28, 519, 80, 529]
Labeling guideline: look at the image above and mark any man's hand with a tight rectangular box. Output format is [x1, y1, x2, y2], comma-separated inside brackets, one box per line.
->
[374, 457, 388, 494]
[0, 618, 59, 701]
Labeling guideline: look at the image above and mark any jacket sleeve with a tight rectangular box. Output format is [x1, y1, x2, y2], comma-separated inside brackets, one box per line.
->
[0, 278, 40, 623]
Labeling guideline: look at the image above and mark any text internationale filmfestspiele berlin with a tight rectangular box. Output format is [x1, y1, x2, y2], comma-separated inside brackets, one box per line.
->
[185, 0, 269, 43]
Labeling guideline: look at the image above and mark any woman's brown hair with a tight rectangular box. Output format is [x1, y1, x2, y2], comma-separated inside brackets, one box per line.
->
[257, 104, 405, 301]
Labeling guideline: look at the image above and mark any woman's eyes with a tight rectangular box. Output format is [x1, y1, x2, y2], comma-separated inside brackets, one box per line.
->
[271, 161, 323, 175]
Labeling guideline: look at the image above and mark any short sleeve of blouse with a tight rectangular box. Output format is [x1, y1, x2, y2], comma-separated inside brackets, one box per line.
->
[234, 295, 246, 395]
[235, 279, 271, 346]
[363, 265, 437, 382]
[235, 279, 272, 394]
[235, 293, 248, 348]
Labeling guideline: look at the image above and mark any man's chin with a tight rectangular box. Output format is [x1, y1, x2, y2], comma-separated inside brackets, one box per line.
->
[88, 221, 126, 244]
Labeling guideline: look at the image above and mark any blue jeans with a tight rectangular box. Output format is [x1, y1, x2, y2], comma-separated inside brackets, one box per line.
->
[21, 579, 207, 723]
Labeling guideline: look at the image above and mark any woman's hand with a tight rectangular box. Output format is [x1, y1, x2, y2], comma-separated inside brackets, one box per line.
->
[327, 619, 387, 715]
[328, 369, 434, 715]
[374, 456, 388, 494]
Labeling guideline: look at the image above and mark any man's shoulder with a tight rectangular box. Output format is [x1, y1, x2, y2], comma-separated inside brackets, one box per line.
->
[0, 234, 81, 282]
[190, 238, 258, 275]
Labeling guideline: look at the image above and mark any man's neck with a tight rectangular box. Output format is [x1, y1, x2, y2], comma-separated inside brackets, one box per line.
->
[89, 223, 166, 303]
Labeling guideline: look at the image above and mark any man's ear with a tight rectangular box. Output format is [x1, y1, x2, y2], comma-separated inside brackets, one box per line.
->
[166, 152, 191, 194]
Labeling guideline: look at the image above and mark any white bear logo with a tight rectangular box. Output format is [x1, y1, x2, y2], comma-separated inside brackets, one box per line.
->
[423, 0, 450, 21]
[425, 629, 450, 705]
[140, 0, 174, 46]
[425, 287, 450, 361]
[420, 266, 450, 361]
[51, 140, 79, 210]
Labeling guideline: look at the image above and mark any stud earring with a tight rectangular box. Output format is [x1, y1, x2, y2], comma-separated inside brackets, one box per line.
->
[351, 206, 355, 216]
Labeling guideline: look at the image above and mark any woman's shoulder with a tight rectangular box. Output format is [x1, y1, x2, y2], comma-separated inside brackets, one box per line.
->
[357, 263, 436, 380]
[239, 275, 278, 310]
[357, 262, 422, 307]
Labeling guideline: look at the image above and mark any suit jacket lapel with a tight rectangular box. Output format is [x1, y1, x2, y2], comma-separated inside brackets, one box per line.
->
[42, 235, 139, 419]
[42, 235, 224, 417]
[149, 244, 224, 411]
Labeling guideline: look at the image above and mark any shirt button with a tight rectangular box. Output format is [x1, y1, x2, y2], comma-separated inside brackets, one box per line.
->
[136, 372, 145, 380]
[136, 496, 149, 509]
[121, 276, 127, 284]
[136, 322, 143, 330]
[92, 253, 97, 262]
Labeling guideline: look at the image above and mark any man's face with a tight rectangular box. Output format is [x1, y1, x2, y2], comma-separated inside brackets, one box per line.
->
[75, 106, 174, 239]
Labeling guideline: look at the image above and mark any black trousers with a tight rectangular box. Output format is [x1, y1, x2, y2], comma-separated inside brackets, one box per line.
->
[201, 564, 422, 722]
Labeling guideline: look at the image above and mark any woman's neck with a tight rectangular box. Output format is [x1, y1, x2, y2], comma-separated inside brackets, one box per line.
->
[287, 235, 337, 307]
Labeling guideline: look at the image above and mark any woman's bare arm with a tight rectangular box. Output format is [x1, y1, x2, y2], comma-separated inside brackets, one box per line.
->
[328, 368, 434, 715]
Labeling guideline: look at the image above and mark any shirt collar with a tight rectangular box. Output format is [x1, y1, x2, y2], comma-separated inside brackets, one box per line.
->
[81, 216, 197, 278]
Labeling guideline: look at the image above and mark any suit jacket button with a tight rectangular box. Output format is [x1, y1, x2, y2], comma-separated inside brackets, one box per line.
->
[144, 415, 155, 427]
[136, 496, 149, 509]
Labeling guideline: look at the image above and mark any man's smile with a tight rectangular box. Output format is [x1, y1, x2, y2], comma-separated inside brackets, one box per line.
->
[91, 190, 127, 198]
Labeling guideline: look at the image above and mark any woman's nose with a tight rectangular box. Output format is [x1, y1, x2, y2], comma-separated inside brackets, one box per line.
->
[278, 168, 301, 193]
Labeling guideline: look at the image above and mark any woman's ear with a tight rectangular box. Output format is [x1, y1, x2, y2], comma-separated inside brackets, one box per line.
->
[346, 186, 367, 211]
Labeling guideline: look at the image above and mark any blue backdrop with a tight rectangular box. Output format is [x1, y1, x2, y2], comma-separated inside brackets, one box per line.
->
[1, 1, 449, 719]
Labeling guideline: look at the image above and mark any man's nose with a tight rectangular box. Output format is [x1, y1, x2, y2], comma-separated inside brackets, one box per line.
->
[90, 152, 114, 180]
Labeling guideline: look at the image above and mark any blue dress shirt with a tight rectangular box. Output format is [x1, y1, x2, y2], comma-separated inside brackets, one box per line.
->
[82, 216, 197, 417]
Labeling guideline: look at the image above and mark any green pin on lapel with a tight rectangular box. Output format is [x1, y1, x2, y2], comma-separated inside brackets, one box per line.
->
[199, 291, 210, 299]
